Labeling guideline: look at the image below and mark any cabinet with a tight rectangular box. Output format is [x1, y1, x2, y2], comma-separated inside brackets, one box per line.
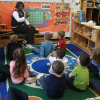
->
[70, 20, 100, 54]
[82, 0, 100, 22]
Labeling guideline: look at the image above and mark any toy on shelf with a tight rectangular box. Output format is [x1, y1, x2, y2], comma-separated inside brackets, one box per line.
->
[83, 32, 92, 39]
[78, 12, 87, 22]
[91, 29, 97, 42]
[74, 14, 79, 22]
[75, 25, 84, 34]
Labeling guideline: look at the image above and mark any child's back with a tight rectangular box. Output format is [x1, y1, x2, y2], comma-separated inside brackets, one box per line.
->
[38, 60, 66, 99]
[56, 30, 66, 50]
[46, 74, 66, 98]
[66, 53, 90, 90]
[40, 40, 54, 57]
[8, 34, 22, 60]
[48, 48, 67, 75]
[71, 66, 89, 90]
[33, 32, 54, 59]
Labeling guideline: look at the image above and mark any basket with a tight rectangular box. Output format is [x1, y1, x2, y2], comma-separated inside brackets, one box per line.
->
[87, 2, 93, 7]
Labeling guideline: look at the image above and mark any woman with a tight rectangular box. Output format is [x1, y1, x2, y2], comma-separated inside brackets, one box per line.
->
[11, 2, 35, 48]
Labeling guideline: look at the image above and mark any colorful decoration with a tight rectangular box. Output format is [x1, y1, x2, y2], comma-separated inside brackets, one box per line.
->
[44, 10, 52, 19]
[0, 1, 69, 5]
[54, 5, 70, 25]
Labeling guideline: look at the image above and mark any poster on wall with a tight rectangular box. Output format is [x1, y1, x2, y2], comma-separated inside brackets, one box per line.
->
[54, 5, 70, 25]
[44, 10, 52, 19]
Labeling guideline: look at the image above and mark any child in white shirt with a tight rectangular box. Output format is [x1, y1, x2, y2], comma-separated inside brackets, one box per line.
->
[48, 48, 68, 75]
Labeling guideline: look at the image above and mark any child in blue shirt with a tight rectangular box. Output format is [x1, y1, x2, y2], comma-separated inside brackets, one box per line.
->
[86, 48, 100, 79]
[33, 32, 54, 59]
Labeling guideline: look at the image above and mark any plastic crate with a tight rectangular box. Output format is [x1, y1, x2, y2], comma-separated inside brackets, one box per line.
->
[87, 2, 93, 7]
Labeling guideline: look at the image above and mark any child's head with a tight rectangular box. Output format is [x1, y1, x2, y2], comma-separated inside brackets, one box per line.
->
[13, 48, 27, 78]
[52, 60, 64, 75]
[77, 53, 90, 66]
[10, 34, 18, 43]
[58, 30, 65, 39]
[56, 48, 66, 59]
[91, 48, 100, 64]
[44, 32, 52, 40]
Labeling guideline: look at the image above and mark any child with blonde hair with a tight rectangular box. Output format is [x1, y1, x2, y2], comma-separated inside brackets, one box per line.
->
[10, 48, 36, 84]
[87, 48, 100, 79]
[8, 34, 22, 60]
[33, 32, 54, 59]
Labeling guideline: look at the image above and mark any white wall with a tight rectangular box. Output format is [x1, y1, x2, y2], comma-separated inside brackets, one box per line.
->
[1, 0, 72, 37]
[65, 0, 72, 37]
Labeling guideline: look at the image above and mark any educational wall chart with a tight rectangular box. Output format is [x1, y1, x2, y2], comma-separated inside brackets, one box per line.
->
[0, 1, 70, 32]
[24, 7, 48, 27]
[54, 5, 70, 25]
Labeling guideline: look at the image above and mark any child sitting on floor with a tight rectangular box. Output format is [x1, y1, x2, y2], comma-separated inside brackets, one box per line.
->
[66, 53, 90, 91]
[33, 32, 54, 60]
[10, 48, 36, 84]
[48, 48, 68, 75]
[8, 34, 23, 60]
[54, 30, 66, 51]
[86, 48, 100, 79]
[37, 60, 66, 99]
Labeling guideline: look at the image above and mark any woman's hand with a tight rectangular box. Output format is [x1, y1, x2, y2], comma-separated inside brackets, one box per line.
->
[25, 13, 30, 18]
[28, 24, 31, 28]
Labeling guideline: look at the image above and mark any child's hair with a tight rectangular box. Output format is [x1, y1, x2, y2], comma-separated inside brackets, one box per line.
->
[44, 32, 52, 40]
[91, 48, 100, 64]
[15, 1, 24, 9]
[58, 30, 65, 39]
[10, 34, 18, 43]
[13, 48, 27, 78]
[57, 48, 66, 59]
[79, 53, 90, 66]
[52, 60, 64, 75]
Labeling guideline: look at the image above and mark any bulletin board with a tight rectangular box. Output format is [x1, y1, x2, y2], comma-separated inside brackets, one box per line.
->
[0, 1, 70, 32]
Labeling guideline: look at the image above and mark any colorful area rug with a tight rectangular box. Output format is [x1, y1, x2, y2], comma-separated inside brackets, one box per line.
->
[0, 42, 98, 100]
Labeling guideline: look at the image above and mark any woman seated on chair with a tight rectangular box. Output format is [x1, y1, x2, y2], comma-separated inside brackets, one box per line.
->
[11, 1, 35, 48]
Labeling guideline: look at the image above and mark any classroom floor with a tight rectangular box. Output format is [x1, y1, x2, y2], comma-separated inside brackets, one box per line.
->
[0, 41, 99, 100]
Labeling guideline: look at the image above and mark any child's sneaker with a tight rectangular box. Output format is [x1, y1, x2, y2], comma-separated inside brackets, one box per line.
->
[36, 73, 44, 79]
[25, 44, 34, 49]
[25, 77, 37, 84]
[23, 40, 27, 44]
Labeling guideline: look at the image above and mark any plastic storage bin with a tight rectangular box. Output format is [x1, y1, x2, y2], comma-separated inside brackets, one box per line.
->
[87, 2, 93, 7]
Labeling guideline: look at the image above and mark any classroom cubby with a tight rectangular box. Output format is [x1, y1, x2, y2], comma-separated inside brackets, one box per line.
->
[70, 20, 100, 54]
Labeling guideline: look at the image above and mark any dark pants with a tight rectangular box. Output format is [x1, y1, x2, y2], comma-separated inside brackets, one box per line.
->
[12, 25, 35, 44]
[5, 87, 28, 100]
[39, 76, 49, 94]
[65, 75, 83, 91]
[86, 63, 100, 79]
[90, 80, 100, 95]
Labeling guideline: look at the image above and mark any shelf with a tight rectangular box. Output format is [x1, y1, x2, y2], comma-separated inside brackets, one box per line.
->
[71, 40, 91, 54]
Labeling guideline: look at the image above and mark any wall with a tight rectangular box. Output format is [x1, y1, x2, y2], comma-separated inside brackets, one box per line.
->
[0, 0, 72, 37]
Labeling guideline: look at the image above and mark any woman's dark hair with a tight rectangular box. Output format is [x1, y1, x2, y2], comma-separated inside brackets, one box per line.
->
[13, 48, 27, 78]
[15, 2, 24, 9]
